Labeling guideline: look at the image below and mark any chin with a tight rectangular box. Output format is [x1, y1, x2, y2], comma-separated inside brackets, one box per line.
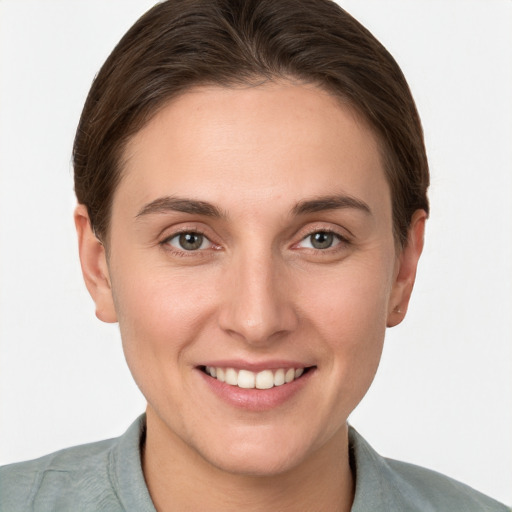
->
[207, 445, 305, 477]
[192, 424, 326, 477]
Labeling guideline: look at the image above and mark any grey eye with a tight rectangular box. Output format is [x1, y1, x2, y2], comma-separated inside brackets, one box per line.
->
[299, 231, 340, 250]
[310, 232, 334, 249]
[167, 232, 210, 251]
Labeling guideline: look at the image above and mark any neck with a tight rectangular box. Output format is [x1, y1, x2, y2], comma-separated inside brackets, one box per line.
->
[142, 407, 354, 512]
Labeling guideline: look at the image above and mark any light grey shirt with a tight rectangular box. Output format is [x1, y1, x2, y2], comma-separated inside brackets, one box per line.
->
[0, 415, 508, 511]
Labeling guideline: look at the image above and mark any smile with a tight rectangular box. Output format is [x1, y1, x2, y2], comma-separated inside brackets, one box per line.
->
[203, 366, 307, 389]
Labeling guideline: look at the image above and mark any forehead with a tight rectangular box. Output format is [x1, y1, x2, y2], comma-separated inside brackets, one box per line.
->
[116, 82, 390, 219]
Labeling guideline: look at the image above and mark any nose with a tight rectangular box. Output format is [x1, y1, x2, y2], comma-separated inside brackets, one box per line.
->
[218, 248, 299, 346]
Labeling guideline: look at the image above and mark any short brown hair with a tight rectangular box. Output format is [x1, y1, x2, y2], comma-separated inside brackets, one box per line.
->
[73, 0, 429, 247]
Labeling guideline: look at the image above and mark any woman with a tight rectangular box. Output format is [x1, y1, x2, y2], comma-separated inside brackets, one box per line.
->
[0, 0, 509, 510]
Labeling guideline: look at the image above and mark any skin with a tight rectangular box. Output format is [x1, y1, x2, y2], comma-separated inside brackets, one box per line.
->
[75, 82, 426, 511]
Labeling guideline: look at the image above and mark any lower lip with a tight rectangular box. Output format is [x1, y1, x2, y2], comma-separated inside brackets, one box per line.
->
[197, 368, 315, 412]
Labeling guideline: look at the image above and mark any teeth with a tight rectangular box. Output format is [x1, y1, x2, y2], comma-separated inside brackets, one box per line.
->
[274, 369, 285, 386]
[225, 368, 238, 386]
[255, 370, 274, 389]
[238, 369, 255, 389]
[285, 368, 295, 383]
[204, 366, 307, 389]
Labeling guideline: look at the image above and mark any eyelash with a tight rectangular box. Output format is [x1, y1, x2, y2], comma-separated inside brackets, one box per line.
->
[160, 228, 350, 257]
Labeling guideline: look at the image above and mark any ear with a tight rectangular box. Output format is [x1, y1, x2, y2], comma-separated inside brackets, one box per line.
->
[74, 205, 117, 323]
[387, 209, 427, 327]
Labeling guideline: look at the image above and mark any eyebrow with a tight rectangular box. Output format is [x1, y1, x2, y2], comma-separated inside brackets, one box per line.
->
[136, 196, 224, 219]
[291, 194, 372, 216]
[135, 193, 371, 220]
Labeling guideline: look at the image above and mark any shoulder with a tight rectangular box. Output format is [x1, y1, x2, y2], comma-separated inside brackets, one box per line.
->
[383, 457, 509, 512]
[349, 426, 510, 512]
[0, 437, 122, 512]
[0, 415, 153, 512]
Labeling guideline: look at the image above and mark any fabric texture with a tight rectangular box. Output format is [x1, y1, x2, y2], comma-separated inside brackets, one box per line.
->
[0, 415, 509, 511]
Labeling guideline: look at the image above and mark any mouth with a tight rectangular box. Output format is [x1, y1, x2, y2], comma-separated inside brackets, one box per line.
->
[199, 365, 313, 390]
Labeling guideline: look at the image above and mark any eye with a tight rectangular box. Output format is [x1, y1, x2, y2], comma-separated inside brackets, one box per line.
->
[165, 232, 212, 251]
[299, 231, 343, 250]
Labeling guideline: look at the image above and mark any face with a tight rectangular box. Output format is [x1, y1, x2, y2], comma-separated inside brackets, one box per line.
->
[77, 82, 424, 476]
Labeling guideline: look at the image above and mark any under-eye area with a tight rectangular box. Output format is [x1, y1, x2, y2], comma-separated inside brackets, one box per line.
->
[199, 366, 315, 389]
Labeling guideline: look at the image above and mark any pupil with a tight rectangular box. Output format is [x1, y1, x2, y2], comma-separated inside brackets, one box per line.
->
[179, 233, 202, 250]
[312, 232, 333, 249]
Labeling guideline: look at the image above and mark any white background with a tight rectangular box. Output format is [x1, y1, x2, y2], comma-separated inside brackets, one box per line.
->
[0, 0, 511, 505]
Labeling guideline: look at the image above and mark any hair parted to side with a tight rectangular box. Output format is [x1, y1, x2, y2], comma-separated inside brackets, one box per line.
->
[73, 0, 429, 247]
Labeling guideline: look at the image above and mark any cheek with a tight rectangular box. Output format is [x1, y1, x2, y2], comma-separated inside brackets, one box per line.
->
[110, 265, 218, 387]
[302, 256, 393, 335]
[299, 257, 393, 392]
[113, 257, 217, 329]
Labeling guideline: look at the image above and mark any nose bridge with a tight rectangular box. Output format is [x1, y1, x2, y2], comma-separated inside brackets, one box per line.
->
[219, 243, 297, 344]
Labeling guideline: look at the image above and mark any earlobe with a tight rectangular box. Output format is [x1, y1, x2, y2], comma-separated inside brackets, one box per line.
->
[387, 209, 427, 328]
[74, 205, 118, 323]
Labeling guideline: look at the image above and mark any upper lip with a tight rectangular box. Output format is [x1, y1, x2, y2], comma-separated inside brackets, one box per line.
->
[198, 360, 314, 372]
